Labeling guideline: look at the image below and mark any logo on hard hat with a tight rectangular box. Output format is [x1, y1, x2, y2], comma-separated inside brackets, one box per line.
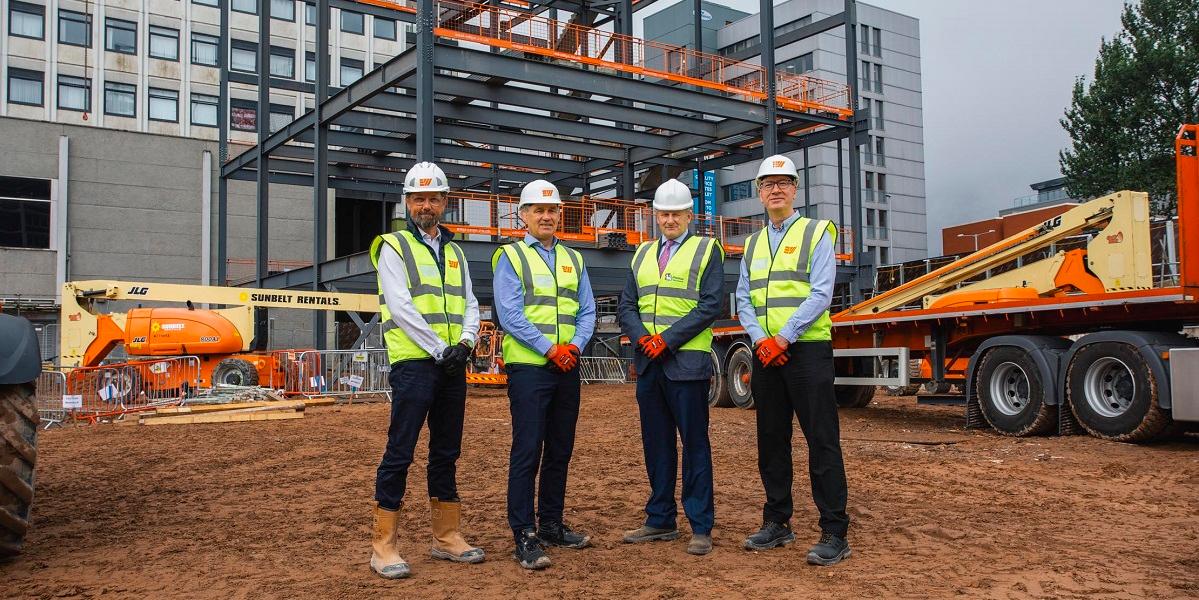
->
[419, 178, 432, 186]
[541, 188, 554, 197]
[772, 160, 785, 168]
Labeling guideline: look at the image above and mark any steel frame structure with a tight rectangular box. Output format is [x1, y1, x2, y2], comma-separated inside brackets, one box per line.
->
[215, 0, 868, 347]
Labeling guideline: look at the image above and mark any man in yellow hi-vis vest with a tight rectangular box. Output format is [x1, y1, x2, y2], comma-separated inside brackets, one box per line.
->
[617, 179, 724, 556]
[736, 154, 852, 566]
[492, 179, 596, 570]
[368, 162, 484, 579]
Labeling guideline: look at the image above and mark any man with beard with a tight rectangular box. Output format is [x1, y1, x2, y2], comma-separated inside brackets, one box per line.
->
[368, 161, 484, 579]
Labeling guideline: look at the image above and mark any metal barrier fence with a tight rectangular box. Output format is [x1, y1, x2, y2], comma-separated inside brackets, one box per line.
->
[578, 357, 631, 384]
[34, 370, 67, 429]
[273, 349, 393, 398]
[63, 356, 200, 423]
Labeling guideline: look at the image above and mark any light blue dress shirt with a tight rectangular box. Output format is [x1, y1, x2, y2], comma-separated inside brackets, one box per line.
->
[493, 234, 597, 355]
[736, 211, 835, 344]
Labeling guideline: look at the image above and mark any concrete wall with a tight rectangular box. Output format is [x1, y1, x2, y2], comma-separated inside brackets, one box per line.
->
[0, 116, 319, 347]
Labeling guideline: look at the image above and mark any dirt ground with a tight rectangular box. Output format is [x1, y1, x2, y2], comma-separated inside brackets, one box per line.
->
[3, 385, 1198, 599]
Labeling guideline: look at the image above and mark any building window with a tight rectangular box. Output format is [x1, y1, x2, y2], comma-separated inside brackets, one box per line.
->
[7, 68, 43, 106]
[272, 0, 295, 21]
[873, 99, 884, 131]
[874, 63, 883, 93]
[879, 246, 889, 264]
[59, 10, 91, 47]
[0, 176, 52, 250]
[340, 57, 363, 84]
[875, 137, 886, 167]
[718, 34, 759, 56]
[305, 3, 316, 25]
[192, 33, 220, 66]
[194, 0, 219, 6]
[722, 180, 754, 203]
[863, 171, 874, 203]
[230, 40, 257, 73]
[105, 18, 137, 54]
[231, 99, 257, 131]
[148, 88, 178, 122]
[57, 75, 91, 112]
[104, 81, 136, 116]
[269, 104, 293, 132]
[269, 46, 295, 79]
[149, 26, 180, 61]
[305, 51, 316, 82]
[191, 93, 219, 127]
[779, 52, 813, 75]
[374, 17, 396, 40]
[873, 27, 883, 58]
[860, 24, 870, 56]
[863, 135, 874, 165]
[774, 14, 812, 37]
[232, 0, 257, 15]
[9, 2, 44, 40]
[341, 10, 364, 34]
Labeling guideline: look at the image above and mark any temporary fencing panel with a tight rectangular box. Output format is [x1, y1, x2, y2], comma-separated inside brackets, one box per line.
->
[63, 356, 200, 423]
[34, 370, 68, 429]
[289, 349, 392, 398]
[578, 357, 631, 384]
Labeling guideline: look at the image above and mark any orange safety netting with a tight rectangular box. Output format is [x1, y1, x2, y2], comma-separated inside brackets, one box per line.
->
[353, 0, 852, 118]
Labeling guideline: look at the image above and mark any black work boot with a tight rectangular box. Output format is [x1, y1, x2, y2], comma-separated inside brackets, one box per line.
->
[513, 529, 551, 570]
[537, 521, 591, 549]
[806, 532, 851, 566]
[743, 521, 796, 551]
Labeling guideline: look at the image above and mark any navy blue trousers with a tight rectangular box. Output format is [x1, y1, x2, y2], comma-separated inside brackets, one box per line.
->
[506, 363, 581, 534]
[636, 362, 714, 535]
[374, 359, 466, 510]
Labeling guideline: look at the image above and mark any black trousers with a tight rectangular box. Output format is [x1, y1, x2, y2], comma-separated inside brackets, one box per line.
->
[374, 359, 467, 511]
[750, 340, 850, 537]
[506, 363, 582, 534]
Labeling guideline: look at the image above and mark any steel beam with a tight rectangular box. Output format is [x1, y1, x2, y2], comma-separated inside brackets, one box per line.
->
[312, 0, 331, 349]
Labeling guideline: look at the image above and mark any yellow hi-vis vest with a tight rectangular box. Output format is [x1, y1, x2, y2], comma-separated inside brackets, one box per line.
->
[745, 217, 838, 341]
[370, 230, 467, 364]
[631, 235, 722, 352]
[491, 241, 583, 366]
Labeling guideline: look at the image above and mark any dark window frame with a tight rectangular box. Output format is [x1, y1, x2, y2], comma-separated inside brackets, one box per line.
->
[8, 68, 44, 106]
[269, 45, 296, 79]
[148, 87, 179, 122]
[58, 10, 91, 47]
[57, 74, 91, 112]
[190, 93, 219, 127]
[103, 80, 137, 117]
[191, 32, 220, 66]
[230, 39, 258, 73]
[341, 9, 364, 34]
[373, 16, 396, 40]
[9, 1, 45, 40]
[148, 25, 180, 61]
[105, 17, 138, 55]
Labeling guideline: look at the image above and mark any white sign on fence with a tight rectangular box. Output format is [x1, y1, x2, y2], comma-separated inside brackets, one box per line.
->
[310, 375, 326, 388]
[352, 352, 369, 363]
[62, 394, 83, 409]
[347, 375, 364, 388]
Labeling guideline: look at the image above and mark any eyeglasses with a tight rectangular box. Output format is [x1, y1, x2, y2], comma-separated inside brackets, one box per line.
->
[759, 180, 796, 192]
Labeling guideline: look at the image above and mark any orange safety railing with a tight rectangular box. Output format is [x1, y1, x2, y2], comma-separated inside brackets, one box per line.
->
[353, 0, 852, 119]
[442, 191, 653, 246]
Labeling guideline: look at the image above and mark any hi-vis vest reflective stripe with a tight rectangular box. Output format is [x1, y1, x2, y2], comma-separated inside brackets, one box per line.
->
[745, 217, 838, 341]
[370, 231, 466, 363]
[632, 236, 722, 353]
[491, 241, 583, 366]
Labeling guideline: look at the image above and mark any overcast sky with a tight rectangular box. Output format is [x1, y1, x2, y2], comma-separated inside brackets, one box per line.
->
[639, 0, 1128, 255]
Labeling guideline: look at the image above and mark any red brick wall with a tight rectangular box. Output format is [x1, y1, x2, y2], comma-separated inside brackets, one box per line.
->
[941, 204, 1076, 255]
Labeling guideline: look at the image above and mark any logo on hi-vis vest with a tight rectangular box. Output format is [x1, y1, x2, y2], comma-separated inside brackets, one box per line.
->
[419, 178, 432, 186]
[772, 160, 785, 168]
[783, 246, 797, 254]
[663, 273, 675, 282]
[448, 259, 459, 268]
[561, 265, 573, 273]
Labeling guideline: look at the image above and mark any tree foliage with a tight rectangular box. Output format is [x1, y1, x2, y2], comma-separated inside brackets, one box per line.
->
[1060, 0, 1199, 215]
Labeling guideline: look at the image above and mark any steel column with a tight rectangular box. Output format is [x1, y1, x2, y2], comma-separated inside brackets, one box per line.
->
[759, 0, 777, 155]
[416, 0, 435, 160]
[312, 0, 331, 349]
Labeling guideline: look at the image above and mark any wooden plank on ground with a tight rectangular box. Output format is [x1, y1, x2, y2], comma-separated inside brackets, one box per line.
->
[140, 411, 305, 426]
[154, 398, 332, 415]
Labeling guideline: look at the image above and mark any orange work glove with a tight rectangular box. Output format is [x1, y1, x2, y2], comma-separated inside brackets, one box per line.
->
[546, 344, 579, 372]
[754, 337, 789, 367]
[639, 334, 668, 360]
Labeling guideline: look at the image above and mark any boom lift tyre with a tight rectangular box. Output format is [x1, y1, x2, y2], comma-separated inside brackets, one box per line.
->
[1066, 342, 1170, 442]
[212, 358, 259, 387]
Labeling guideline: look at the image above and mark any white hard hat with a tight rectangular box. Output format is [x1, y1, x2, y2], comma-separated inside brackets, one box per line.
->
[404, 161, 450, 194]
[519, 179, 562, 207]
[756, 154, 799, 182]
[653, 178, 694, 211]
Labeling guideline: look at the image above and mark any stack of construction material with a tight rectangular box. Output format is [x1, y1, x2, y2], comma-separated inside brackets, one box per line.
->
[130, 397, 335, 426]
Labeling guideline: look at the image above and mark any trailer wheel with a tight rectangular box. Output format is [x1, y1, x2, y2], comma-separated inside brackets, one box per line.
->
[975, 347, 1056, 436]
[0, 382, 37, 560]
[727, 346, 755, 409]
[212, 358, 259, 387]
[1066, 342, 1170, 442]
[835, 385, 876, 408]
[708, 350, 733, 408]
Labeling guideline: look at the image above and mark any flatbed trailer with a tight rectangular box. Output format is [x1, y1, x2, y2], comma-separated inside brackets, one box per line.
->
[706, 124, 1199, 443]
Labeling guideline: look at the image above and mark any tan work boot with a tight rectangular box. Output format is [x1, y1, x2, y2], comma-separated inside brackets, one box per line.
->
[430, 498, 486, 563]
[370, 504, 411, 579]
